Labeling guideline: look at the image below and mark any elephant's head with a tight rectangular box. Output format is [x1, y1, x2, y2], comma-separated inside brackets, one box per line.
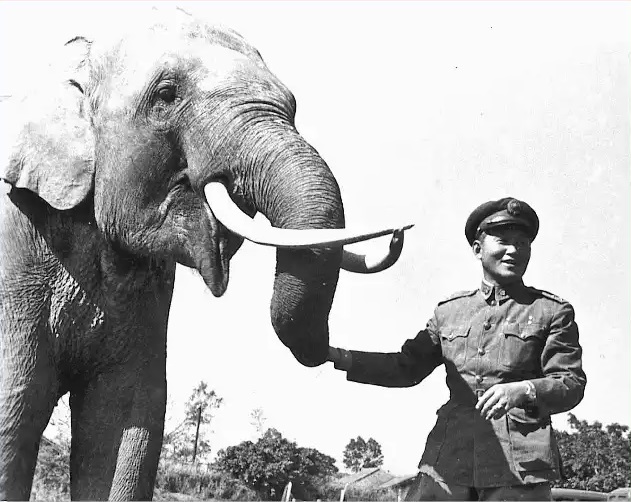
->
[0, 10, 410, 366]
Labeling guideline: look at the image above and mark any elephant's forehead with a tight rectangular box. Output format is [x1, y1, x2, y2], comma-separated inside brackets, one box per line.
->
[104, 26, 259, 68]
[95, 17, 259, 66]
[112, 40, 257, 78]
[92, 6, 255, 49]
[100, 37, 264, 104]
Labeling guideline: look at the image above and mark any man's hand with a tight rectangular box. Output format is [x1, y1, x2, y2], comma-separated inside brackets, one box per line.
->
[327, 347, 342, 365]
[476, 382, 529, 420]
[327, 347, 352, 371]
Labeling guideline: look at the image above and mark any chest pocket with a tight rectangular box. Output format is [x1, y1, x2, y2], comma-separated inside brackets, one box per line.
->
[440, 326, 470, 368]
[499, 321, 547, 370]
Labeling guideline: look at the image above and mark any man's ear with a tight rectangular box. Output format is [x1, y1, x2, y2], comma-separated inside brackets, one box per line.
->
[472, 239, 482, 260]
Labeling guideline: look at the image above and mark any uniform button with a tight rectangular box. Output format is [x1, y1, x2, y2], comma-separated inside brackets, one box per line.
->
[490, 300, 496, 306]
[483, 322, 492, 330]
[475, 375, 484, 384]
[478, 347, 485, 356]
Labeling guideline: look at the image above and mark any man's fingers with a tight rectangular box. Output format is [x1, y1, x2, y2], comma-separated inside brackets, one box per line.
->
[486, 398, 511, 420]
[477, 389, 510, 420]
[475, 387, 496, 409]
[480, 395, 500, 418]
[484, 403, 499, 419]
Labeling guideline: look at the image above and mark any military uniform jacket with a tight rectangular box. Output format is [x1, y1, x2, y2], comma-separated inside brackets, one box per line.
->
[346, 281, 586, 488]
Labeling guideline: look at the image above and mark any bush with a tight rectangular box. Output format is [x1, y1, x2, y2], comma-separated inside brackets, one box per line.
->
[155, 462, 258, 500]
[213, 428, 338, 500]
[555, 414, 631, 492]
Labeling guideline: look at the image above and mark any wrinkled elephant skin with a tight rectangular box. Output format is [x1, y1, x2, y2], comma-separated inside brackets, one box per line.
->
[0, 9, 404, 501]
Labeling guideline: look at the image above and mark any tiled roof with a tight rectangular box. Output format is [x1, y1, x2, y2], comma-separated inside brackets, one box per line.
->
[338, 467, 397, 489]
[337, 467, 383, 485]
[377, 473, 417, 490]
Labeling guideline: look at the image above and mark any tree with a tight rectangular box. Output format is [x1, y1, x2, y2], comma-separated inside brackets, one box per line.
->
[250, 407, 267, 437]
[343, 436, 384, 472]
[184, 381, 223, 426]
[214, 428, 338, 500]
[555, 413, 631, 492]
[161, 381, 223, 464]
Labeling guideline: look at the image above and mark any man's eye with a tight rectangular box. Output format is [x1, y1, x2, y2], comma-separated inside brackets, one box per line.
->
[157, 86, 177, 103]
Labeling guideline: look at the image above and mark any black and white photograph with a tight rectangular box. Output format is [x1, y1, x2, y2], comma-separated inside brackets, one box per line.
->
[0, 1, 629, 500]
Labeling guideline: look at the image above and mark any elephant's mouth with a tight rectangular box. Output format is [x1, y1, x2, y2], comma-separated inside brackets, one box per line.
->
[198, 198, 233, 297]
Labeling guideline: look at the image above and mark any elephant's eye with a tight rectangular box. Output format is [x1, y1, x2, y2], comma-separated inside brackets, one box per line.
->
[156, 85, 177, 103]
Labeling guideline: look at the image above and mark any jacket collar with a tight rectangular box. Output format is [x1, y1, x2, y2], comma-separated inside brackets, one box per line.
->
[480, 279, 526, 303]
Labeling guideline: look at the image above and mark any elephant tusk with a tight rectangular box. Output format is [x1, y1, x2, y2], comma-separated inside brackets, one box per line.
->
[340, 230, 405, 274]
[203, 181, 414, 249]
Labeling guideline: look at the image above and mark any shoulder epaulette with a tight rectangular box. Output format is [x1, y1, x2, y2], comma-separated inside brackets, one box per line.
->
[527, 287, 567, 304]
[437, 289, 477, 305]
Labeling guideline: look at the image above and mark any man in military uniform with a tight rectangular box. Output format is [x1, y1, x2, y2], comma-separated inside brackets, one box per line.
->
[327, 197, 586, 501]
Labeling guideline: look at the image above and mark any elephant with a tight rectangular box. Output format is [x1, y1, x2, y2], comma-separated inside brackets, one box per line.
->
[0, 9, 411, 501]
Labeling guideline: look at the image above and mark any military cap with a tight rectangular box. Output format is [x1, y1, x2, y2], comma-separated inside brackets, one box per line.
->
[465, 197, 539, 245]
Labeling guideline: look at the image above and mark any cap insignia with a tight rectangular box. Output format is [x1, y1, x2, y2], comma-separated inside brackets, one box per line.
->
[507, 199, 522, 216]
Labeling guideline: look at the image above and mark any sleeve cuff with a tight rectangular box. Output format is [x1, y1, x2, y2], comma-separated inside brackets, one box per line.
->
[332, 348, 353, 371]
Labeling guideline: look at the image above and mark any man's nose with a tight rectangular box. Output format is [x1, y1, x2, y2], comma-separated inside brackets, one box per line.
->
[505, 243, 519, 253]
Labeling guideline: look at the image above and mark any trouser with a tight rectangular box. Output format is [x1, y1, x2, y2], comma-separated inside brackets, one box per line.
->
[404, 471, 552, 501]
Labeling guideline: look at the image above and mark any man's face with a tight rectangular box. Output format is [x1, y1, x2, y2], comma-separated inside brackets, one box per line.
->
[473, 226, 532, 285]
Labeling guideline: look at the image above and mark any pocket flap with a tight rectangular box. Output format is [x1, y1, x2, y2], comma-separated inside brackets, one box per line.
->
[502, 322, 545, 340]
[440, 326, 469, 341]
[503, 322, 519, 336]
[520, 324, 545, 340]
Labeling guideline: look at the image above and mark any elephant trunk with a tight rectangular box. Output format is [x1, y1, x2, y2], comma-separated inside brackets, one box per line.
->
[243, 127, 345, 367]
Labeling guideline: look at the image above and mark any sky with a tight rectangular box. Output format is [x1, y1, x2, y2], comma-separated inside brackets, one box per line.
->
[1, 1, 629, 476]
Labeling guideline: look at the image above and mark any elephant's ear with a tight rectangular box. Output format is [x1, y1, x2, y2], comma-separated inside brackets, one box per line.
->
[0, 38, 95, 211]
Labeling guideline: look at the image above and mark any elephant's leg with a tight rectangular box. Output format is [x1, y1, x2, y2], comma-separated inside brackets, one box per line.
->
[0, 324, 59, 500]
[69, 360, 166, 501]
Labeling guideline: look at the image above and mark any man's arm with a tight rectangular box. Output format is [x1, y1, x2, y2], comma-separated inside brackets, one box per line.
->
[530, 302, 586, 416]
[328, 317, 443, 388]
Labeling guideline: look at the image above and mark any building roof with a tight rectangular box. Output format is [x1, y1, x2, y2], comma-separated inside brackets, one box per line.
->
[337, 468, 394, 489]
[377, 473, 417, 490]
[337, 467, 381, 485]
